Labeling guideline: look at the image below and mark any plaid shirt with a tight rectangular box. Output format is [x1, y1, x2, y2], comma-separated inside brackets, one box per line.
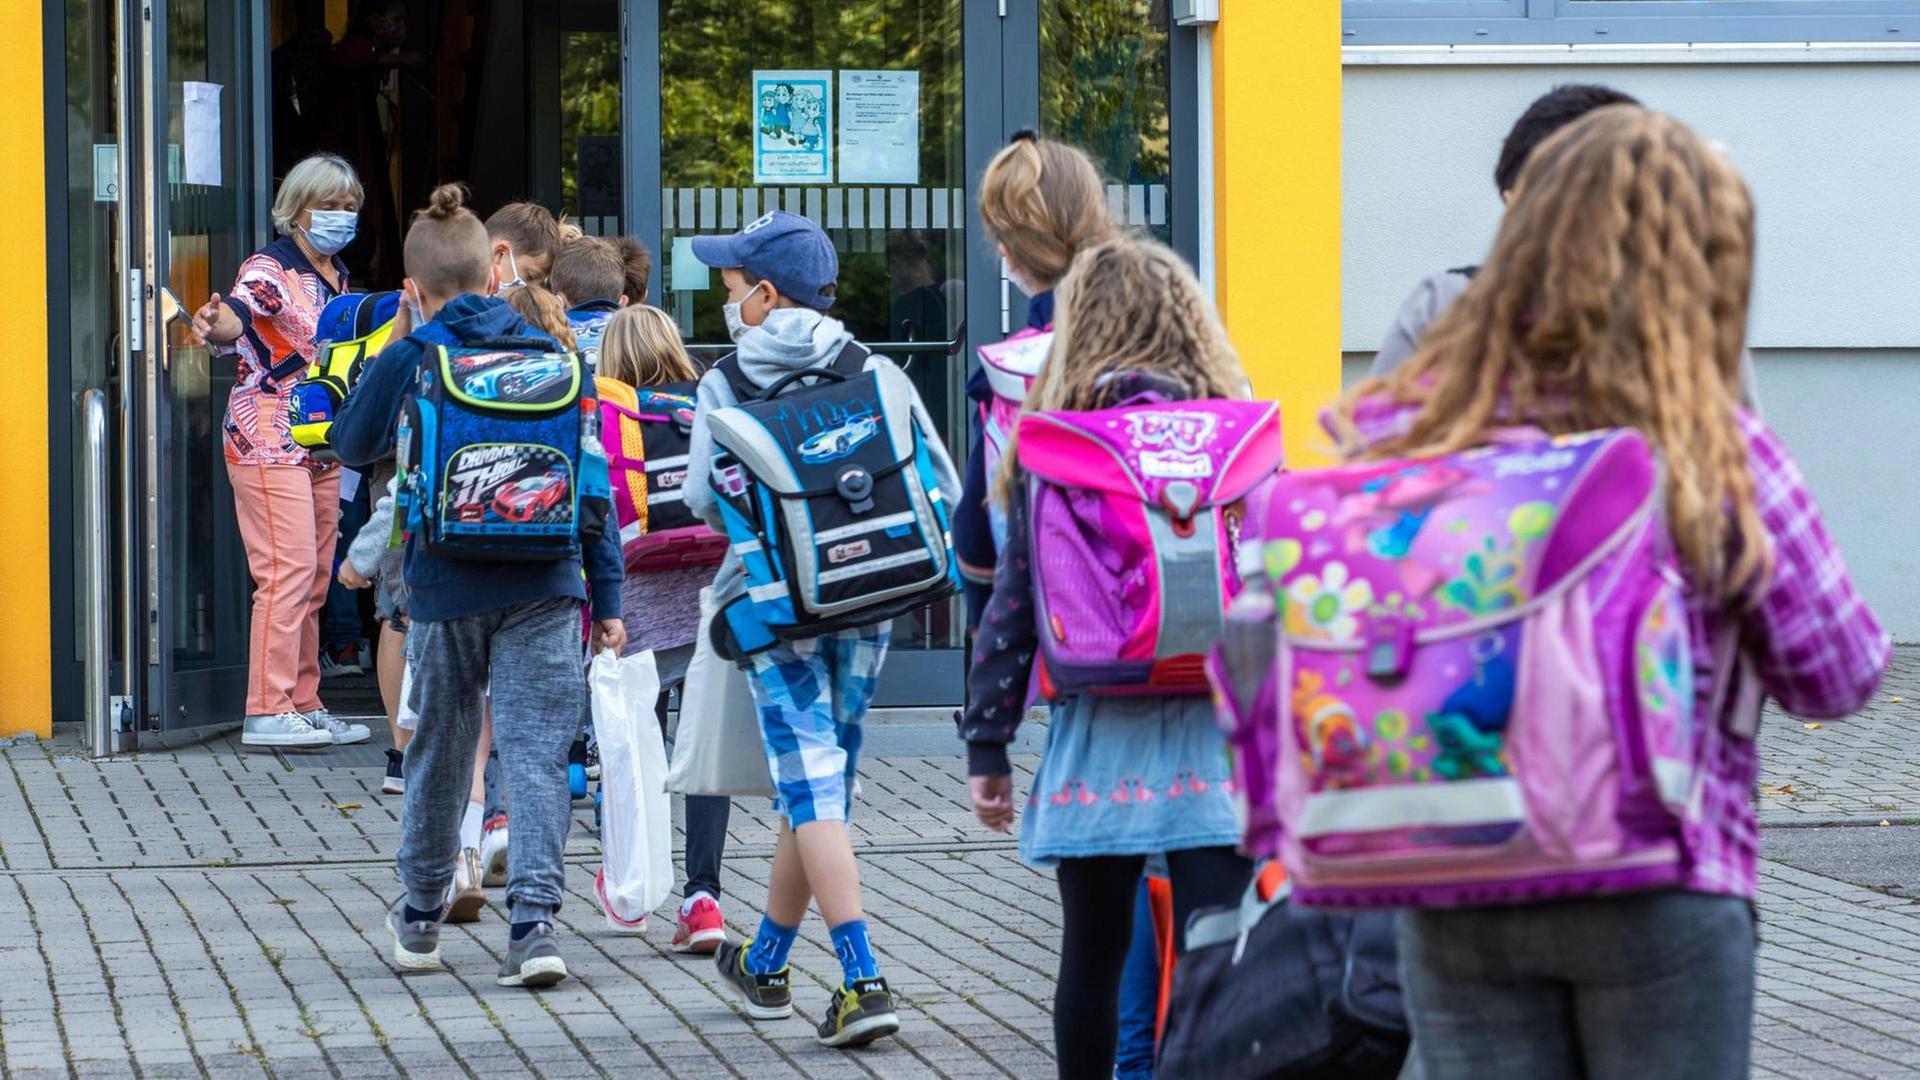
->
[1343, 405, 1890, 900]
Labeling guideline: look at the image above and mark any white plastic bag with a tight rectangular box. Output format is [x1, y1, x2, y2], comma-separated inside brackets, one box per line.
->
[666, 587, 776, 798]
[590, 648, 672, 931]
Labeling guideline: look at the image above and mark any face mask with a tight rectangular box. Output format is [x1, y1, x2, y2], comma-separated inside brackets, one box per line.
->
[722, 300, 750, 342]
[303, 209, 358, 255]
[403, 285, 427, 329]
[1005, 264, 1036, 298]
[499, 248, 527, 292]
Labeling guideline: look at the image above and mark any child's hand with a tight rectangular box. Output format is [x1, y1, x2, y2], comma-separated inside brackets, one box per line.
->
[337, 562, 371, 590]
[593, 619, 628, 656]
[970, 774, 1015, 833]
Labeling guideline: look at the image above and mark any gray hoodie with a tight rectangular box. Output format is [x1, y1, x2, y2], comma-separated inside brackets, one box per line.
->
[685, 307, 962, 614]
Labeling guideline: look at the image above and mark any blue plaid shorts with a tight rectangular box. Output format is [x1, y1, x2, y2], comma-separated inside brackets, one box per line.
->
[747, 624, 892, 827]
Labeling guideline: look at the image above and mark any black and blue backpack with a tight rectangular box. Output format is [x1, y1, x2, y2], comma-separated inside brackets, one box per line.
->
[705, 342, 958, 658]
[395, 330, 611, 561]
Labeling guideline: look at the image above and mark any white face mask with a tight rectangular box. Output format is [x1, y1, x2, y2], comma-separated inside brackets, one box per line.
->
[499, 247, 526, 292]
[403, 285, 427, 329]
[1005, 263, 1036, 299]
[722, 300, 750, 342]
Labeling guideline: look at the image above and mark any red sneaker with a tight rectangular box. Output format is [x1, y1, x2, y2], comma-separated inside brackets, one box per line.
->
[671, 895, 726, 954]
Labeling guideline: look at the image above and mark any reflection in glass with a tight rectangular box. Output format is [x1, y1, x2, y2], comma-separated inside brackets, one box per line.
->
[1041, 0, 1172, 245]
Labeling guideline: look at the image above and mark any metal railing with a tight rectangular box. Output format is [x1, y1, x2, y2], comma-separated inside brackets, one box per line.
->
[81, 389, 120, 757]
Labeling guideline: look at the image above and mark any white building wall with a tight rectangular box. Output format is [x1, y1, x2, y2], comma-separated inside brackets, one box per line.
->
[1342, 55, 1920, 639]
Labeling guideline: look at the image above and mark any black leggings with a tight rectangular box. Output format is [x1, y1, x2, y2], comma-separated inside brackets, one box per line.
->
[1053, 848, 1253, 1079]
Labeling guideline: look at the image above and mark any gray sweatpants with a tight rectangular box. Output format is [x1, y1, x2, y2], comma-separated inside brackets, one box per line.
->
[399, 596, 584, 926]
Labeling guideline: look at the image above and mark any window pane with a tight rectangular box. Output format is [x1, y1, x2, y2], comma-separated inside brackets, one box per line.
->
[1040, 0, 1171, 245]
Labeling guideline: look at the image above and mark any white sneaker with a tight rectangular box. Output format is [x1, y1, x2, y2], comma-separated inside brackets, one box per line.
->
[480, 816, 510, 887]
[242, 712, 333, 748]
[445, 848, 487, 924]
[304, 708, 371, 746]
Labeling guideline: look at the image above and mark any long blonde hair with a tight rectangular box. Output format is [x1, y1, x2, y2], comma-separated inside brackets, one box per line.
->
[504, 284, 577, 351]
[1332, 105, 1766, 604]
[996, 236, 1246, 504]
[598, 305, 697, 388]
[978, 135, 1118, 291]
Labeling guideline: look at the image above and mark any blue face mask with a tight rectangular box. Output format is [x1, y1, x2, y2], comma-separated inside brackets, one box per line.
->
[302, 209, 358, 255]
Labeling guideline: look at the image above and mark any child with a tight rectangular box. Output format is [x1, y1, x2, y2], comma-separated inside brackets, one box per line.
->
[684, 211, 960, 1048]
[598, 303, 733, 953]
[959, 235, 1254, 1079]
[618, 236, 653, 310]
[332, 183, 627, 988]
[548, 235, 630, 360]
[484, 201, 562, 291]
[1333, 106, 1887, 1079]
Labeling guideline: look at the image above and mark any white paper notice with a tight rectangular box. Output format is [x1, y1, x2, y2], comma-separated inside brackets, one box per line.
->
[182, 81, 222, 186]
[753, 70, 833, 185]
[838, 70, 919, 185]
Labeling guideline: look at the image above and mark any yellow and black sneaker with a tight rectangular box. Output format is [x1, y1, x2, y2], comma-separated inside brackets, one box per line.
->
[816, 976, 900, 1048]
[715, 938, 793, 1020]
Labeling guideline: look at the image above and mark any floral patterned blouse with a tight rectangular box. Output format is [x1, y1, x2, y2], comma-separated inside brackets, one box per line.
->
[216, 236, 347, 467]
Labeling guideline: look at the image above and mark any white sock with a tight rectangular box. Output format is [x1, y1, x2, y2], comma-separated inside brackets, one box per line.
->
[681, 890, 715, 916]
[460, 800, 484, 852]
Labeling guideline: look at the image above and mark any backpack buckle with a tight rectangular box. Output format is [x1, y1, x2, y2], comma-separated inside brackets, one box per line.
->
[1364, 610, 1415, 684]
[836, 465, 875, 514]
[1161, 481, 1201, 538]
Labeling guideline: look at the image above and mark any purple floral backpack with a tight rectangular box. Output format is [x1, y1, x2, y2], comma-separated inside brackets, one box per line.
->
[1211, 429, 1725, 907]
[1016, 398, 1283, 698]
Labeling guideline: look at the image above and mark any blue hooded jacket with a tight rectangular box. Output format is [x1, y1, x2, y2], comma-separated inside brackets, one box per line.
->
[330, 293, 623, 624]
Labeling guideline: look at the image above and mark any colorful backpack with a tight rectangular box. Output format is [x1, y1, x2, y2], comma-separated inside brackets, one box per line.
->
[976, 327, 1052, 553]
[1214, 429, 1725, 908]
[290, 290, 400, 459]
[595, 375, 728, 572]
[704, 342, 958, 659]
[394, 335, 610, 561]
[1015, 397, 1284, 698]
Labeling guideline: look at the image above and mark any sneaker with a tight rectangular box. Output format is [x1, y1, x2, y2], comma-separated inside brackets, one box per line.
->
[479, 815, 510, 887]
[714, 939, 793, 1020]
[386, 896, 443, 971]
[381, 748, 405, 795]
[817, 976, 901, 1048]
[304, 708, 371, 746]
[445, 848, 487, 924]
[672, 895, 726, 954]
[242, 712, 332, 749]
[497, 923, 568, 988]
[320, 643, 364, 679]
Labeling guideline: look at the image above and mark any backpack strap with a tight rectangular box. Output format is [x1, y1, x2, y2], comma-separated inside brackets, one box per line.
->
[717, 340, 871, 404]
[462, 333, 564, 352]
[1708, 621, 1762, 739]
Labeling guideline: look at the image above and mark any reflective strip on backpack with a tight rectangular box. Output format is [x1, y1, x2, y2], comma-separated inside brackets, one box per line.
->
[749, 581, 791, 602]
[647, 489, 686, 506]
[645, 454, 690, 473]
[731, 538, 763, 555]
[814, 511, 917, 545]
[816, 548, 932, 585]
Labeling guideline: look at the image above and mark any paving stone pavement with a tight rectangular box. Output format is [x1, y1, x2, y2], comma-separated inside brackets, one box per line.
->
[0, 651, 1914, 1077]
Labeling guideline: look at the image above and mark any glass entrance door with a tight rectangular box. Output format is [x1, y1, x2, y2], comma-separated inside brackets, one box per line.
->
[121, 0, 263, 729]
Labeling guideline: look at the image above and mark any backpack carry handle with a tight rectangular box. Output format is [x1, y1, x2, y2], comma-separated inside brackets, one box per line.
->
[759, 364, 851, 401]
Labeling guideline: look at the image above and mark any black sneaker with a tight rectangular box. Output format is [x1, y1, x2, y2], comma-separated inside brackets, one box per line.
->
[714, 938, 793, 1020]
[817, 976, 900, 1048]
[381, 748, 405, 795]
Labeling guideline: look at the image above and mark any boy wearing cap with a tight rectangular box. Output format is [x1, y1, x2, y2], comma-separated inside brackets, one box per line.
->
[684, 212, 959, 1050]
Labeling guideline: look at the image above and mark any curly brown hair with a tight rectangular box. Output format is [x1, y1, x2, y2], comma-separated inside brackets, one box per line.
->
[1332, 105, 1767, 604]
[995, 235, 1247, 505]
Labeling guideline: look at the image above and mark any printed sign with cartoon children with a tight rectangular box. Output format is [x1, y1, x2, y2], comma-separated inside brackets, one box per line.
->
[753, 69, 833, 184]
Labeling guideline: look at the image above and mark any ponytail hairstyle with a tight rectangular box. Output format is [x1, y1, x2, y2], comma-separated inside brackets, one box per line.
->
[597, 305, 696, 388]
[978, 133, 1118, 292]
[995, 236, 1246, 505]
[504, 284, 578, 352]
[403, 183, 491, 299]
[1330, 105, 1767, 604]
[618, 236, 654, 305]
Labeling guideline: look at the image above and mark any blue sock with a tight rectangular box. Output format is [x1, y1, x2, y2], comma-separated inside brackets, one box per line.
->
[744, 916, 798, 975]
[829, 919, 881, 986]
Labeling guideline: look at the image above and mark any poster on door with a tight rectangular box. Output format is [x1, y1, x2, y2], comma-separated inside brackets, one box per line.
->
[753, 70, 833, 185]
[839, 70, 919, 185]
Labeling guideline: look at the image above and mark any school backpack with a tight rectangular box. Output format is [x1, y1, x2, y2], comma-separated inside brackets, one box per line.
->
[1158, 874, 1407, 1080]
[1014, 396, 1283, 698]
[703, 342, 958, 659]
[976, 327, 1052, 552]
[1216, 428, 1734, 908]
[570, 307, 617, 367]
[290, 290, 401, 459]
[595, 375, 728, 572]
[394, 333, 610, 561]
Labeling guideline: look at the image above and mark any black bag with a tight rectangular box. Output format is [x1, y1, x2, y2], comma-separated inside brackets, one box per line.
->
[1157, 878, 1409, 1080]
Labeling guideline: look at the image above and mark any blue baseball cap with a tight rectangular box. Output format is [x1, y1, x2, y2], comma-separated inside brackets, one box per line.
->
[690, 211, 838, 311]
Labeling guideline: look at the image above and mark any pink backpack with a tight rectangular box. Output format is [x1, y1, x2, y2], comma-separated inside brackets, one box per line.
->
[1213, 429, 1729, 908]
[1016, 398, 1284, 698]
[977, 328, 1053, 552]
[596, 376, 727, 572]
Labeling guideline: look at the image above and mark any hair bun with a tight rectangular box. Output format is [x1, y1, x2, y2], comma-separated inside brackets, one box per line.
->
[426, 183, 469, 220]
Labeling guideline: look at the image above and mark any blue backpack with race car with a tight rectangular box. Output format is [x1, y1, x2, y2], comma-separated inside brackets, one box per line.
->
[704, 341, 958, 659]
[394, 332, 611, 561]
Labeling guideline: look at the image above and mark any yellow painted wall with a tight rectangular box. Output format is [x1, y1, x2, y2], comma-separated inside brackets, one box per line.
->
[0, 1, 48, 737]
[1216, 1, 1342, 466]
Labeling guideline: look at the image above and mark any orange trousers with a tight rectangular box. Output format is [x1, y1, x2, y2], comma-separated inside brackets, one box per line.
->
[226, 462, 340, 717]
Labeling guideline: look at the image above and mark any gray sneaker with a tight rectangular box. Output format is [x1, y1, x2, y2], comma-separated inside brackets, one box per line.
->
[497, 922, 568, 989]
[304, 708, 371, 746]
[241, 711, 332, 748]
[386, 896, 443, 971]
